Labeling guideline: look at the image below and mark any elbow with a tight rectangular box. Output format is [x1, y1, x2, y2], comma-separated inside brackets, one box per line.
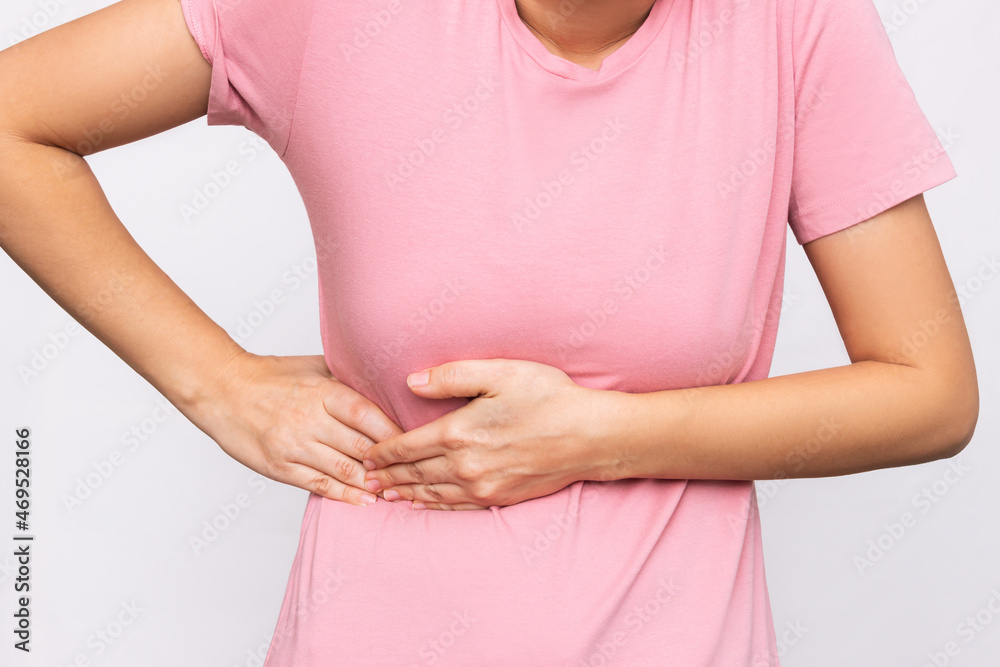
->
[941, 404, 978, 460]
[930, 371, 980, 460]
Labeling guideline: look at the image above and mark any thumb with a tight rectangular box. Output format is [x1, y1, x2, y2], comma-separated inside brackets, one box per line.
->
[405, 359, 504, 399]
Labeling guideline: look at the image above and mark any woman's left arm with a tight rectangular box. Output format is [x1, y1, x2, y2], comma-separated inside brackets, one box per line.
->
[597, 192, 979, 482]
[362, 193, 979, 509]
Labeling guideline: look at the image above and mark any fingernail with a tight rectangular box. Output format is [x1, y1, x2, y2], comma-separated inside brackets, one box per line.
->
[407, 370, 430, 388]
[359, 494, 377, 506]
[363, 459, 376, 470]
[365, 479, 381, 492]
[384, 489, 400, 501]
[411, 502, 426, 510]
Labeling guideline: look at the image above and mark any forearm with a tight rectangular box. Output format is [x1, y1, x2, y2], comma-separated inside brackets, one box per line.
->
[0, 136, 246, 411]
[589, 360, 975, 482]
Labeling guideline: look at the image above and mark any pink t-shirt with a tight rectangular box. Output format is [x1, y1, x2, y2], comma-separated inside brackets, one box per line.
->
[180, 0, 956, 664]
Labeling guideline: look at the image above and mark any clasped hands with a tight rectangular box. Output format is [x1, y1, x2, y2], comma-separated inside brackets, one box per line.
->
[360, 359, 617, 511]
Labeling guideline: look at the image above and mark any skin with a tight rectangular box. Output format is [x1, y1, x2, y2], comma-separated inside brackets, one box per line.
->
[0, 0, 978, 515]
[512, 0, 658, 71]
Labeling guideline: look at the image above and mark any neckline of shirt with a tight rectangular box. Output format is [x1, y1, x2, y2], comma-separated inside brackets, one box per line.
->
[495, 0, 674, 82]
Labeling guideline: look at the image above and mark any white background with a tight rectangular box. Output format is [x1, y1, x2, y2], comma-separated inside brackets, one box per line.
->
[0, 1, 997, 665]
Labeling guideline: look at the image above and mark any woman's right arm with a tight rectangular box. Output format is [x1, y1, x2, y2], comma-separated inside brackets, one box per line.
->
[0, 0, 397, 506]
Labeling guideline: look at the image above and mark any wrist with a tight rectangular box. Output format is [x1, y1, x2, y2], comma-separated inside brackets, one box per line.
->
[171, 344, 259, 418]
[576, 387, 641, 482]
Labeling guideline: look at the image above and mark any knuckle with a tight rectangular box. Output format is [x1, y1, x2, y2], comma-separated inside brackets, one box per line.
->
[344, 433, 370, 460]
[288, 381, 311, 403]
[424, 485, 445, 501]
[468, 481, 491, 503]
[332, 455, 355, 482]
[258, 456, 280, 481]
[280, 436, 308, 463]
[409, 462, 427, 484]
[260, 441, 290, 477]
[309, 474, 335, 495]
[441, 421, 467, 448]
[470, 426, 491, 447]
[390, 441, 409, 462]
[453, 457, 481, 483]
[344, 397, 371, 426]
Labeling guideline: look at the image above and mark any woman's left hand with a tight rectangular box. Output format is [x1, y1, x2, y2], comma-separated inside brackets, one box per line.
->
[361, 359, 612, 510]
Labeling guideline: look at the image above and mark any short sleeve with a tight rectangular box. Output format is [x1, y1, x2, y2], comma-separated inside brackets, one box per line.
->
[179, 0, 317, 157]
[787, 0, 957, 245]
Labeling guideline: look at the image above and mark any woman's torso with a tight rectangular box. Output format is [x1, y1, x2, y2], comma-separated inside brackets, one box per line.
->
[265, 0, 791, 663]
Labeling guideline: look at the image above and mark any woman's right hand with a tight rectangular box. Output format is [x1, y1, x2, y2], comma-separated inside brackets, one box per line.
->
[186, 351, 404, 507]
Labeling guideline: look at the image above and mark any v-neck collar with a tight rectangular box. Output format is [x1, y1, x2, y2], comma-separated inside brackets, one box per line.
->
[496, 0, 673, 82]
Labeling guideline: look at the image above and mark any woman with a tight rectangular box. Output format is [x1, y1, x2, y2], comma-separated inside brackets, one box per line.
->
[0, 0, 977, 664]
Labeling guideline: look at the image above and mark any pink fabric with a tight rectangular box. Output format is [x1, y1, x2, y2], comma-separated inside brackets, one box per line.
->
[180, 0, 957, 664]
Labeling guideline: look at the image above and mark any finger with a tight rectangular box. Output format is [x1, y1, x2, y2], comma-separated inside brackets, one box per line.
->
[363, 419, 448, 470]
[367, 454, 449, 493]
[405, 358, 510, 400]
[322, 381, 404, 444]
[378, 480, 489, 509]
[289, 438, 371, 496]
[310, 411, 382, 467]
[379, 481, 468, 506]
[281, 461, 377, 507]
[412, 501, 488, 511]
